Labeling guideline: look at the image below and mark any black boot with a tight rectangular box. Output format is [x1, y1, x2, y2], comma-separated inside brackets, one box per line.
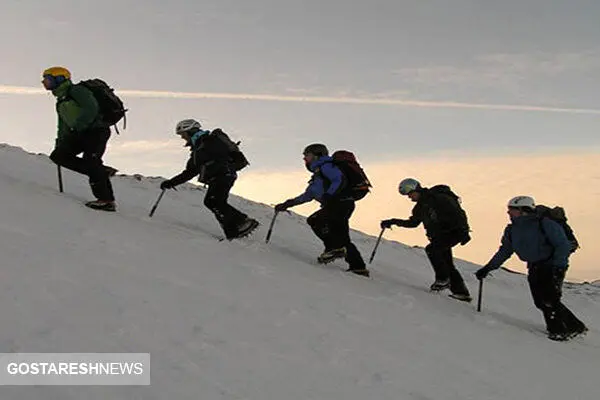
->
[317, 248, 347, 264]
[228, 218, 259, 240]
[85, 200, 116, 212]
[347, 267, 370, 277]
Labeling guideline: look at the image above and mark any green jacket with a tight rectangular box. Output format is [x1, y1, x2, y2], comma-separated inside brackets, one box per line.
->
[51, 80, 105, 140]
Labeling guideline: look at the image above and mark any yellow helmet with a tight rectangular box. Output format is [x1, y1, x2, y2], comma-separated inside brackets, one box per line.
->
[42, 66, 71, 80]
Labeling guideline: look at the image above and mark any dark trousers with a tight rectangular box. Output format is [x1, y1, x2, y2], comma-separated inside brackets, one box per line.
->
[527, 264, 586, 335]
[425, 236, 469, 295]
[204, 175, 248, 238]
[49, 128, 115, 201]
[307, 200, 366, 270]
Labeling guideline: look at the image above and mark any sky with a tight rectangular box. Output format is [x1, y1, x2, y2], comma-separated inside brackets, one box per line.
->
[1, 0, 600, 281]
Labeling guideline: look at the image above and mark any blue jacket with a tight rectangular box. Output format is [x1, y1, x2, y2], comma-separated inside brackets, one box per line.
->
[486, 214, 571, 271]
[289, 157, 346, 206]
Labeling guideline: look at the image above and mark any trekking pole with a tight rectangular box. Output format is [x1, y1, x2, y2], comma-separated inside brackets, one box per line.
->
[265, 210, 279, 243]
[477, 279, 484, 312]
[369, 227, 386, 264]
[57, 165, 64, 193]
[149, 189, 166, 217]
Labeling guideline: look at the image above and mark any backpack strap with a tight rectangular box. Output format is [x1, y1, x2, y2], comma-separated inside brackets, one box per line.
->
[112, 110, 126, 134]
[537, 217, 559, 263]
[538, 217, 548, 242]
[315, 160, 348, 197]
[59, 83, 111, 130]
[55, 84, 75, 106]
[507, 218, 552, 254]
[315, 162, 332, 192]
[113, 114, 126, 135]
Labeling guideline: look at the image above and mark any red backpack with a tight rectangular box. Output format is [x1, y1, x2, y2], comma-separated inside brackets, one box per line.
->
[330, 150, 372, 200]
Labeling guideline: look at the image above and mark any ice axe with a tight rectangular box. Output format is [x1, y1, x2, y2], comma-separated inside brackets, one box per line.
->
[265, 210, 279, 243]
[57, 165, 64, 193]
[369, 227, 386, 264]
[149, 189, 166, 217]
[477, 278, 484, 312]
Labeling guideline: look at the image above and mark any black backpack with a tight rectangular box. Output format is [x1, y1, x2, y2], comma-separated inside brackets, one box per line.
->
[329, 150, 372, 201]
[76, 79, 127, 133]
[210, 129, 250, 171]
[428, 185, 470, 230]
[535, 205, 579, 253]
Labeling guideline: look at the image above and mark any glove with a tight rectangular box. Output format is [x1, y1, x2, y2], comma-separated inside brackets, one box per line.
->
[275, 200, 294, 212]
[460, 232, 471, 245]
[160, 180, 175, 190]
[475, 265, 494, 280]
[381, 219, 400, 229]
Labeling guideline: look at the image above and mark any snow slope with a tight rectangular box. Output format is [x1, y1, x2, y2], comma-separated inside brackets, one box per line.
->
[0, 143, 599, 400]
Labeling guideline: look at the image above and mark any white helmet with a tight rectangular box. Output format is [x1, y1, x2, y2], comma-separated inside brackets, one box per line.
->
[398, 178, 421, 195]
[175, 119, 201, 135]
[508, 195, 535, 209]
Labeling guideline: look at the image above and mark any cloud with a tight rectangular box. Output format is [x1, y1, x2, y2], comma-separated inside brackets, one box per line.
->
[391, 49, 600, 103]
[0, 86, 46, 95]
[478, 50, 600, 76]
[393, 50, 600, 83]
[233, 150, 600, 283]
[2, 85, 600, 115]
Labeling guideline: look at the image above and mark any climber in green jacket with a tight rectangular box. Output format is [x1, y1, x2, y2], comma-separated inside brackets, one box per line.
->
[43, 66, 117, 211]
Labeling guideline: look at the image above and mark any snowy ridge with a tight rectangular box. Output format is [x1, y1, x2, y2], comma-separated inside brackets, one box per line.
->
[0, 143, 599, 400]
